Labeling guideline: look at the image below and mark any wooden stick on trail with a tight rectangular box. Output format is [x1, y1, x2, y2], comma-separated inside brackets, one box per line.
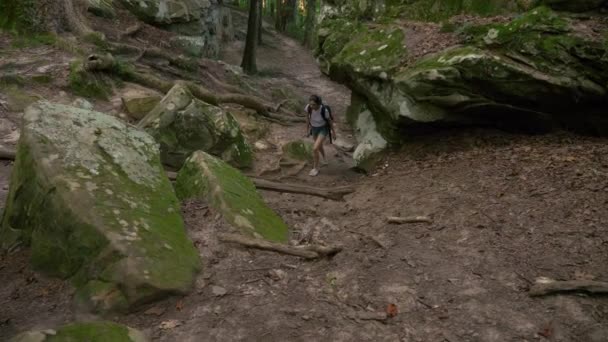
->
[218, 233, 342, 259]
[387, 216, 433, 224]
[529, 280, 608, 297]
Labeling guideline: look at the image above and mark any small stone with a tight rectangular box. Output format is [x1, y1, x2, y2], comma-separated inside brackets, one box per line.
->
[211, 285, 227, 297]
[302, 315, 311, 321]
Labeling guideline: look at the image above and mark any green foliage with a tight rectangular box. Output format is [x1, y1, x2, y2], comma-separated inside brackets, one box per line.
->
[9, 33, 57, 48]
[69, 61, 114, 100]
[0, 0, 48, 33]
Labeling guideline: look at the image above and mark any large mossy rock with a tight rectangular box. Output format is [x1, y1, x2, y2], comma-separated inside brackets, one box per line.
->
[10, 321, 147, 342]
[1, 101, 201, 312]
[118, 0, 210, 24]
[318, 6, 608, 170]
[175, 151, 288, 242]
[138, 84, 252, 169]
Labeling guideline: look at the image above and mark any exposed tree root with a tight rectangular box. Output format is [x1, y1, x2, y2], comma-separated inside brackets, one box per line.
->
[83, 53, 302, 123]
[118, 23, 143, 40]
[218, 233, 342, 260]
[387, 216, 433, 224]
[529, 280, 608, 297]
[252, 177, 355, 201]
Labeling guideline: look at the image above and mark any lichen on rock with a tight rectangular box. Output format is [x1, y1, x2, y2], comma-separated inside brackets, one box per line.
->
[175, 151, 288, 242]
[138, 83, 253, 169]
[1, 101, 201, 313]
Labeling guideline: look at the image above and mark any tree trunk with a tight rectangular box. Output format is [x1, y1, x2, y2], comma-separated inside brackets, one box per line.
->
[292, 0, 299, 26]
[257, 0, 263, 45]
[274, 0, 282, 30]
[241, 0, 260, 74]
[0, 0, 92, 35]
[303, 0, 316, 48]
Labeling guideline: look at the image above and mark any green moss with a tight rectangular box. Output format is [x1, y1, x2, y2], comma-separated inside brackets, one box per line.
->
[11, 321, 146, 342]
[282, 140, 313, 161]
[332, 24, 406, 77]
[383, 0, 528, 21]
[0, 0, 47, 33]
[31, 74, 52, 84]
[10, 33, 57, 48]
[47, 321, 144, 342]
[175, 151, 289, 242]
[2, 102, 201, 312]
[69, 61, 113, 100]
[139, 84, 253, 169]
[83, 32, 109, 50]
[318, 18, 364, 61]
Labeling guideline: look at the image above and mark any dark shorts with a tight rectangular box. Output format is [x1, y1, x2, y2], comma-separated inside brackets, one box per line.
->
[311, 125, 329, 138]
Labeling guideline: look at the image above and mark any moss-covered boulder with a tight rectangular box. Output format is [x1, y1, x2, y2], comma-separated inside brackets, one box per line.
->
[319, 6, 608, 170]
[282, 140, 313, 161]
[118, 0, 210, 24]
[1, 101, 201, 312]
[175, 151, 288, 242]
[10, 321, 147, 342]
[138, 84, 252, 169]
[121, 88, 162, 120]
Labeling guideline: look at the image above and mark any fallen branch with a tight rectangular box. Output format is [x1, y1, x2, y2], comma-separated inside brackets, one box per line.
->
[348, 311, 388, 322]
[529, 280, 608, 297]
[0, 146, 16, 160]
[218, 233, 342, 260]
[387, 216, 433, 224]
[251, 178, 355, 201]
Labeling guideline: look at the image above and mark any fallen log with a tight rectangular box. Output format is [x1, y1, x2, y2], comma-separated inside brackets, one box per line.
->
[0, 146, 16, 160]
[387, 216, 433, 224]
[529, 280, 608, 297]
[251, 178, 355, 201]
[218, 233, 342, 259]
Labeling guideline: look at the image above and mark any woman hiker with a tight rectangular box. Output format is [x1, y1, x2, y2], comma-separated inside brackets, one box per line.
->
[305, 95, 336, 177]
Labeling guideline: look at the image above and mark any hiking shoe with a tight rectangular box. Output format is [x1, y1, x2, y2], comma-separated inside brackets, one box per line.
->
[309, 168, 319, 177]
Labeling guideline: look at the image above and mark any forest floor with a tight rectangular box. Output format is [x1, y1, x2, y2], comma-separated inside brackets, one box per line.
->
[1, 6, 608, 342]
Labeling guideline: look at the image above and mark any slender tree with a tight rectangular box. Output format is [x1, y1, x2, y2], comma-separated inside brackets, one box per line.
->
[241, 0, 260, 74]
[303, 0, 316, 48]
[257, 0, 263, 45]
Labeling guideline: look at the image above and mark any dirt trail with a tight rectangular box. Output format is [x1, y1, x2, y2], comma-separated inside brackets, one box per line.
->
[1, 8, 608, 342]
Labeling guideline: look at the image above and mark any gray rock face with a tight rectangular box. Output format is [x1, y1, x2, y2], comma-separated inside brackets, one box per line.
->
[119, 0, 228, 58]
[1, 101, 201, 313]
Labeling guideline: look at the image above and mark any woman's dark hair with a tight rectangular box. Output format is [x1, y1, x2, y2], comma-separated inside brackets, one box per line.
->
[309, 94, 322, 104]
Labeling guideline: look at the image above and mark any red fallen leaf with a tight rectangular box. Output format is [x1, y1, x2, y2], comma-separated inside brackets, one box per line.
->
[538, 325, 552, 338]
[176, 300, 184, 311]
[386, 303, 398, 318]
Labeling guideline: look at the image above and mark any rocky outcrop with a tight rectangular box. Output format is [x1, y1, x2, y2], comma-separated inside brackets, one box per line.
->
[10, 321, 147, 342]
[138, 84, 253, 169]
[317, 4, 608, 171]
[1, 101, 201, 312]
[175, 151, 289, 242]
[118, 0, 227, 58]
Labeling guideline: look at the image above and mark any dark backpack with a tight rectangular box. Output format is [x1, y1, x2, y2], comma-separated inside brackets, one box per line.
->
[307, 104, 334, 143]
